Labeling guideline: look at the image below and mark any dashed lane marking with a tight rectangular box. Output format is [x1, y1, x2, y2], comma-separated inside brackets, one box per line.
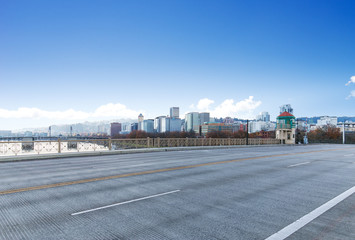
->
[287, 162, 311, 168]
[71, 190, 180, 216]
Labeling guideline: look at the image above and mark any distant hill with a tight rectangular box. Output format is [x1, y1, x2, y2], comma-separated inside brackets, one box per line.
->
[15, 118, 136, 135]
[297, 116, 355, 124]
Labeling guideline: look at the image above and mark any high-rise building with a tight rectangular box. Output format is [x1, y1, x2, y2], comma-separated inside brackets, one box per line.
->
[169, 118, 183, 132]
[280, 104, 293, 115]
[199, 112, 210, 125]
[131, 123, 138, 131]
[110, 122, 122, 136]
[120, 122, 132, 134]
[316, 116, 337, 126]
[142, 119, 154, 133]
[138, 113, 144, 130]
[249, 121, 275, 133]
[170, 107, 179, 119]
[158, 117, 183, 132]
[256, 112, 270, 122]
[185, 112, 200, 133]
[200, 123, 233, 136]
[154, 116, 166, 133]
[224, 117, 234, 124]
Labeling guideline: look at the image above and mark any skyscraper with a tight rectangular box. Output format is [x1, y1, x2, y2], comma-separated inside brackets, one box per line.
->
[185, 112, 200, 133]
[256, 112, 270, 122]
[142, 119, 154, 133]
[169, 118, 183, 132]
[110, 122, 122, 136]
[280, 104, 293, 114]
[138, 113, 144, 130]
[170, 107, 179, 119]
[154, 116, 166, 133]
[199, 112, 210, 125]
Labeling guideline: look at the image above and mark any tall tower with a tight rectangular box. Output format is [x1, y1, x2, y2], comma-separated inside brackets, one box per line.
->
[276, 112, 296, 144]
[170, 107, 179, 119]
[185, 112, 200, 133]
[199, 112, 210, 125]
[280, 104, 293, 115]
[138, 113, 144, 130]
[110, 122, 122, 136]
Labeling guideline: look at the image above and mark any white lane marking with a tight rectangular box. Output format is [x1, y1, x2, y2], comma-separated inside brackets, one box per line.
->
[71, 190, 180, 216]
[344, 154, 354, 157]
[265, 186, 355, 240]
[287, 162, 311, 168]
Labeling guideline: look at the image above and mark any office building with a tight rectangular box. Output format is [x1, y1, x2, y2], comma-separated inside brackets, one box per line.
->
[110, 122, 122, 136]
[138, 113, 144, 130]
[200, 123, 233, 136]
[280, 104, 293, 115]
[170, 107, 179, 119]
[142, 119, 154, 133]
[154, 116, 166, 133]
[199, 112, 210, 125]
[185, 112, 200, 133]
[131, 123, 138, 131]
[120, 122, 132, 134]
[249, 121, 276, 133]
[256, 112, 270, 122]
[169, 118, 183, 132]
[316, 116, 337, 127]
[224, 117, 234, 124]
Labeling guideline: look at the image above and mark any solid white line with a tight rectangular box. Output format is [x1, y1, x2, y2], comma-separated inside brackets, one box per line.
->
[287, 162, 311, 168]
[265, 186, 355, 240]
[344, 154, 354, 157]
[71, 189, 180, 216]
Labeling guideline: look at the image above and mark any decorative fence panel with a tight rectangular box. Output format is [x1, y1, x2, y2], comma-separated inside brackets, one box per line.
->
[0, 138, 280, 156]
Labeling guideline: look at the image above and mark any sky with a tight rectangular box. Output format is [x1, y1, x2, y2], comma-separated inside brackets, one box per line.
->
[1, 0, 355, 130]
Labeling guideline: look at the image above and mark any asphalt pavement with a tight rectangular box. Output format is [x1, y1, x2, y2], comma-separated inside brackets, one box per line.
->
[0, 144, 354, 240]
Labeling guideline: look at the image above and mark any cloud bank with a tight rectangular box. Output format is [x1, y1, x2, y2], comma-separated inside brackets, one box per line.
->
[190, 96, 262, 119]
[0, 103, 141, 120]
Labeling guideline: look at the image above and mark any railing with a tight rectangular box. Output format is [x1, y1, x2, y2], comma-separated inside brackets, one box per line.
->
[276, 124, 294, 129]
[0, 138, 281, 156]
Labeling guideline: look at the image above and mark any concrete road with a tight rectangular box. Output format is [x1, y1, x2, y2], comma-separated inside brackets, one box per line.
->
[0, 144, 354, 240]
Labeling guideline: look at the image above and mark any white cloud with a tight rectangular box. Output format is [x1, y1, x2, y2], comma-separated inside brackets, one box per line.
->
[196, 98, 214, 111]
[0, 103, 141, 120]
[345, 76, 355, 86]
[92, 103, 141, 118]
[347, 90, 355, 99]
[190, 96, 262, 119]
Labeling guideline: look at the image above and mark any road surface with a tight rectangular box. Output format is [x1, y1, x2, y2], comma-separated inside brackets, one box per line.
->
[0, 144, 354, 239]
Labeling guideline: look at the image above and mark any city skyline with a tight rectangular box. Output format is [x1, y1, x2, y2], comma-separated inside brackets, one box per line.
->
[1, 0, 355, 130]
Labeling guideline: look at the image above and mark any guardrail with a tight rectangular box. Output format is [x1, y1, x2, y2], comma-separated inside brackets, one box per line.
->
[276, 124, 294, 129]
[0, 138, 281, 156]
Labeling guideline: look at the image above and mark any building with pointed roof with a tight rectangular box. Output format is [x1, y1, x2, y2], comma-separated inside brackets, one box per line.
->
[276, 111, 296, 144]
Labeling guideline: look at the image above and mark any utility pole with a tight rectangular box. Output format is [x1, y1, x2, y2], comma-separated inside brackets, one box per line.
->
[246, 120, 249, 145]
[343, 122, 345, 144]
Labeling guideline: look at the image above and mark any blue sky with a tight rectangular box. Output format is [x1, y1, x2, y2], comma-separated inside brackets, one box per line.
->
[1, 0, 355, 130]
